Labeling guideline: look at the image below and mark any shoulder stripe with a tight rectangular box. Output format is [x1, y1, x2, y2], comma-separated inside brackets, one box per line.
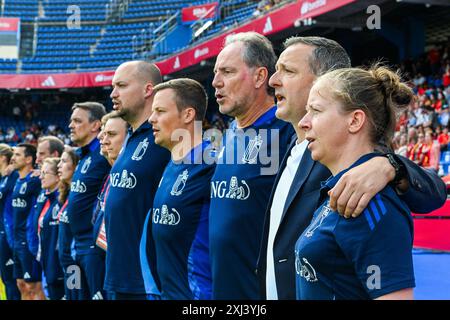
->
[369, 201, 381, 223]
[375, 194, 387, 215]
[364, 209, 375, 230]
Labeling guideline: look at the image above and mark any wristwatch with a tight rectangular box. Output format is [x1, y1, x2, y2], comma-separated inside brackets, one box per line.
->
[384, 153, 406, 185]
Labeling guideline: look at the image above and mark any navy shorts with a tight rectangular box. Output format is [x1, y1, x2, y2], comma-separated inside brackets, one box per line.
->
[13, 247, 42, 283]
[76, 248, 106, 300]
[0, 233, 15, 283]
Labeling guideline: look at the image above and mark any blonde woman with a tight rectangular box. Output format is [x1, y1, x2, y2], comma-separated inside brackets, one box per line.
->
[296, 66, 416, 300]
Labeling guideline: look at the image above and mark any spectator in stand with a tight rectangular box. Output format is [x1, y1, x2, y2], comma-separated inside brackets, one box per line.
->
[395, 134, 408, 158]
[438, 126, 449, 151]
[253, 0, 275, 16]
[6, 128, 19, 144]
[413, 73, 426, 87]
[429, 138, 441, 174]
[438, 104, 450, 128]
[443, 68, 450, 87]
[12, 106, 22, 122]
[396, 110, 409, 132]
[420, 131, 434, 168]
[407, 105, 417, 127]
[407, 128, 418, 161]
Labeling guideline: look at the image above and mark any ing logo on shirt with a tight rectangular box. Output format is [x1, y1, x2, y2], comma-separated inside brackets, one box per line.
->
[131, 138, 149, 161]
[19, 182, 27, 195]
[71, 180, 87, 193]
[152, 205, 181, 226]
[295, 254, 318, 283]
[12, 198, 27, 208]
[110, 170, 137, 189]
[80, 157, 92, 174]
[210, 176, 250, 200]
[170, 170, 189, 196]
[59, 210, 69, 224]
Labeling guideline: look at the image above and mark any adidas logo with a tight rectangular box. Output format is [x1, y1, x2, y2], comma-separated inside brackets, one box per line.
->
[92, 291, 104, 300]
[5, 259, 14, 266]
[24, 272, 31, 279]
[41, 76, 56, 87]
[263, 17, 273, 34]
[173, 56, 180, 69]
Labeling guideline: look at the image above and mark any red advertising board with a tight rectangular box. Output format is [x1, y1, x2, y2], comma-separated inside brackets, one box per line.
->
[413, 200, 450, 251]
[181, 2, 218, 22]
[0, 71, 115, 89]
[0, 17, 19, 32]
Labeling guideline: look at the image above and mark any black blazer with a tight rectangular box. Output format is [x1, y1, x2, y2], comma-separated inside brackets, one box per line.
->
[257, 139, 447, 300]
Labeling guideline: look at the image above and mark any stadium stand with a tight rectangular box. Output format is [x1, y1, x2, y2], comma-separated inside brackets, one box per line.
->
[0, 0, 265, 72]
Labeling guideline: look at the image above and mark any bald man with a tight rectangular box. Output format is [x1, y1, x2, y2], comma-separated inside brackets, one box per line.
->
[104, 61, 170, 300]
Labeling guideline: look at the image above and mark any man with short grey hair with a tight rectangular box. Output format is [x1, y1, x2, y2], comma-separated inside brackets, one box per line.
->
[209, 32, 294, 300]
[258, 35, 447, 300]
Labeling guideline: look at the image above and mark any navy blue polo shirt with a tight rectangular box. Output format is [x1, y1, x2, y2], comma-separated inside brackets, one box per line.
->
[104, 121, 170, 294]
[11, 171, 41, 252]
[57, 199, 75, 268]
[38, 190, 64, 284]
[295, 153, 415, 300]
[209, 106, 294, 300]
[151, 141, 215, 300]
[0, 170, 19, 248]
[67, 138, 110, 255]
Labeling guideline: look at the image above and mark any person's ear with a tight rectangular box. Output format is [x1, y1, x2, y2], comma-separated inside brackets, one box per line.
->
[254, 67, 268, 90]
[348, 110, 366, 134]
[91, 120, 102, 134]
[144, 82, 154, 99]
[183, 107, 196, 124]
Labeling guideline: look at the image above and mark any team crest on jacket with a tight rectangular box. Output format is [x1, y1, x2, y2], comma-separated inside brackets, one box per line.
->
[170, 170, 189, 196]
[152, 205, 181, 226]
[305, 201, 331, 238]
[131, 138, 149, 161]
[19, 182, 27, 195]
[0, 176, 7, 187]
[295, 255, 318, 283]
[52, 204, 61, 220]
[37, 192, 46, 203]
[242, 134, 263, 164]
[81, 156, 92, 174]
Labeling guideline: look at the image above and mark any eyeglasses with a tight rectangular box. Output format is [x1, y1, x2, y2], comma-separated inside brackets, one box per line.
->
[40, 171, 58, 176]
